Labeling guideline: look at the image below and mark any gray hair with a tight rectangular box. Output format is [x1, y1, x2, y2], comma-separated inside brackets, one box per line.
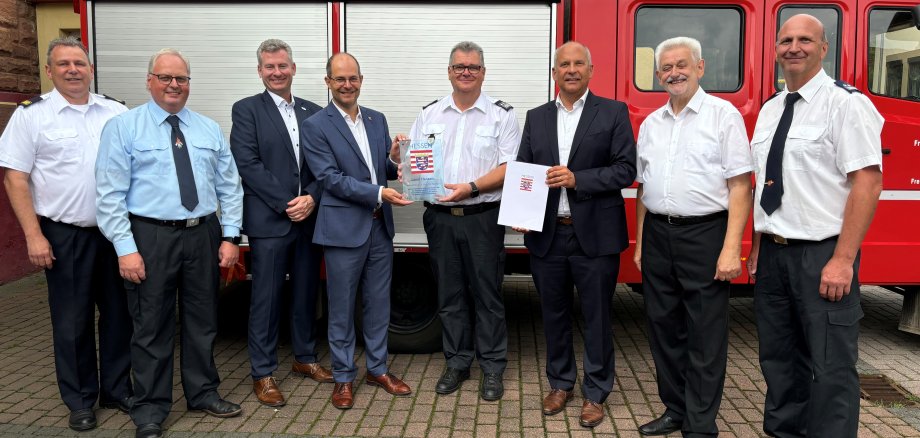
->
[449, 41, 485, 67]
[325, 52, 361, 77]
[553, 41, 592, 66]
[46, 37, 88, 64]
[148, 48, 191, 74]
[257, 39, 293, 65]
[654, 37, 702, 70]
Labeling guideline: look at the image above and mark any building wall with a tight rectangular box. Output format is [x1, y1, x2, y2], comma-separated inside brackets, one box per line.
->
[0, 0, 40, 284]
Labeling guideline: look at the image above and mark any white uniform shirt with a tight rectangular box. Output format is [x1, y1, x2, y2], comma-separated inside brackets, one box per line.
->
[636, 87, 752, 216]
[0, 89, 127, 227]
[555, 89, 588, 216]
[267, 90, 300, 167]
[751, 69, 883, 240]
[408, 93, 521, 205]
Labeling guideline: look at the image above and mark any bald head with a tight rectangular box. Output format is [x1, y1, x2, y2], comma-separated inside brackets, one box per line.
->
[779, 14, 827, 44]
[775, 13, 829, 90]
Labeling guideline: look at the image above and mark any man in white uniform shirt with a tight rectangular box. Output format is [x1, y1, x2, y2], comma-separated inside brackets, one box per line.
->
[0, 37, 133, 432]
[634, 36, 753, 437]
[400, 41, 520, 401]
[748, 15, 883, 438]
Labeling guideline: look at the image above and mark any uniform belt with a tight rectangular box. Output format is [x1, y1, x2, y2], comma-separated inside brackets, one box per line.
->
[649, 210, 727, 226]
[372, 207, 382, 220]
[763, 233, 838, 246]
[557, 216, 574, 225]
[130, 213, 213, 228]
[424, 201, 499, 217]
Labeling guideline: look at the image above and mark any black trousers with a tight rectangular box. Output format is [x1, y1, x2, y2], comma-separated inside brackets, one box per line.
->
[755, 237, 861, 438]
[423, 206, 507, 373]
[40, 218, 133, 411]
[530, 223, 619, 404]
[640, 214, 729, 437]
[126, 215, 223, 425]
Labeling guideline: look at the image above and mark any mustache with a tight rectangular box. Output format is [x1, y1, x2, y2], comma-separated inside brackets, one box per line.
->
[665, 74, 688, 84]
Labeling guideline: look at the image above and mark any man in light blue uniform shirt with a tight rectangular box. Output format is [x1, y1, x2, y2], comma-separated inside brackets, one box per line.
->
[95, 48, 243, 438]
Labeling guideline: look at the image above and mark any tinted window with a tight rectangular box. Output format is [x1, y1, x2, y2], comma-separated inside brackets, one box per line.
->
[634, 7, 743, 92]
[774, 7, 841, 90]
[868, 8, 920, 100]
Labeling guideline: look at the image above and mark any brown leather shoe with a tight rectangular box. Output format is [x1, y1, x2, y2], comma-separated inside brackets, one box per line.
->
[291, 360, 334, 383]
[253, 376, 285, 407]
[331, 382, 354, 409]
[580, 399, 605, 428]
[365, 373, 412, 396]
[542, 389, 574, 416]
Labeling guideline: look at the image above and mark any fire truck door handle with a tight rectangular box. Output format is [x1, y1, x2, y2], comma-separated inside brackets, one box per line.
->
[881, 148, 891, 155]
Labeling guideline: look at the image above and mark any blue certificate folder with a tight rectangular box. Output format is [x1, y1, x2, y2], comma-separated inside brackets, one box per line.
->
[400, 137, 447, 202]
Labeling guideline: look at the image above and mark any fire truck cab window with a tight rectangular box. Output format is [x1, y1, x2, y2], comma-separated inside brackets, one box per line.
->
[775, 7, 841, 91]
[634, 7, 742, 92]
[868, 9, 920, 100]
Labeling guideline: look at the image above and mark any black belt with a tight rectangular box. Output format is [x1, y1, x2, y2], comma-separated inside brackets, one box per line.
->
[557, 216, 573, 225]
[649, 210, 727, 226]
[763, 233, 838, 246]
[372, 207, 382, 220]
[424, 201, 499, 217]
[130, 213, 213, 228]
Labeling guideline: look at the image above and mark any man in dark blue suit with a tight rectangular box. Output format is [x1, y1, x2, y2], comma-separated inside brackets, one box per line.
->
[515, 42, 636, 428]
[303, 52, 413, 410]
[230, 39, 333, 408]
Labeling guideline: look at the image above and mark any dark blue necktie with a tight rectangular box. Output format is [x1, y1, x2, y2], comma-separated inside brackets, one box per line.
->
[760, 92, 801, 215]
[167, 115, 198, 211]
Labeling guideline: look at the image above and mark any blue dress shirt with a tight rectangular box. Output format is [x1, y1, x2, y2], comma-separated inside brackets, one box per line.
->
[96, 100, 243, 257]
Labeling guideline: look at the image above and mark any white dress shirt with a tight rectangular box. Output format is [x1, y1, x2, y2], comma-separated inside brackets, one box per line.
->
[267, 90, 300, 167]
[751, 69, 883, 240]
[408, 92, 521, 205]
[555, 89, 589, 216]
[0, 88, 127, 226]
[636, 87, 752, 216]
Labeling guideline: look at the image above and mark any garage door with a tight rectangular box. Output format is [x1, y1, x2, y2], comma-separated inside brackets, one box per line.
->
[87, 1, 330, 136]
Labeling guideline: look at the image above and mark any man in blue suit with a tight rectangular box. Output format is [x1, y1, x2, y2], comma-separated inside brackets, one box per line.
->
[230, 39, 333, 408]
[303, 52, 413, 410]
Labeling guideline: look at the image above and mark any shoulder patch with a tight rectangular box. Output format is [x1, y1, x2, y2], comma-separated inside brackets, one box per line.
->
[103, 94, 126, 105]
[763, 91, 782, 105]
[17, 95, 44, 108]
[834, 80, 861, 94]
[422, 99, 438, 110]
[494, 100, 513, 111]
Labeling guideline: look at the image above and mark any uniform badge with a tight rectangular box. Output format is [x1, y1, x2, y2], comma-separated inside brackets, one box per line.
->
[427, 134, 435, 145]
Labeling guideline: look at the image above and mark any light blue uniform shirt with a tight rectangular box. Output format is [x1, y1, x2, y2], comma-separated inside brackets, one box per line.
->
[96, 100, 243, 257]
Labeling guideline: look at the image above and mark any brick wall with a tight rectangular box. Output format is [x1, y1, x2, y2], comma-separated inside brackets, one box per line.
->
[0, 0, 40, 284]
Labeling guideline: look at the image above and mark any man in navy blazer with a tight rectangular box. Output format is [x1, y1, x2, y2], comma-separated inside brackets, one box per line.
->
[230, 39, 333, 408]
[303, 52, 413, 410]
[515, 42, 637, 428]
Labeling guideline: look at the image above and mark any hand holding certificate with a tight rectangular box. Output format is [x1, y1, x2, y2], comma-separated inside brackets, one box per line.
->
[397, 136, 447, 202]
[498, 161, 550, 232]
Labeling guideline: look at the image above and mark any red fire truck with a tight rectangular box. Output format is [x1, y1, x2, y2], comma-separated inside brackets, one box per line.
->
[79, 0, 920, 350]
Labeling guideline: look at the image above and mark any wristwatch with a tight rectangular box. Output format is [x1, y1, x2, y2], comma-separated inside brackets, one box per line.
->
[469, 181, 480, 198]
[222, 236, 242, 245]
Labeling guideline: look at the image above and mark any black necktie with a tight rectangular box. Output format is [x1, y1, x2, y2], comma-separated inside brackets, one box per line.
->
[166, 115, 199, 211]
[760, 92, 801, 215]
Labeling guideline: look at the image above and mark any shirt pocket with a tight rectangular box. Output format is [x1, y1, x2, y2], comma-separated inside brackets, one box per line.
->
[473, 124, 498, 161]
[40, 129, 81, 163]
[421, 124, 445, 141]
[132, 142, 170, 175]
[750, 129, 771, 171]
[684, 141, 720, 175]
[190, 141, 220, 180]
[786, 126, 826, 172]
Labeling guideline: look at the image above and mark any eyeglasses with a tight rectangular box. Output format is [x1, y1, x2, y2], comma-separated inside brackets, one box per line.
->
[450, 64, 483, 74]
[328, 76, 361, 85]
[148, 73, 191, 85]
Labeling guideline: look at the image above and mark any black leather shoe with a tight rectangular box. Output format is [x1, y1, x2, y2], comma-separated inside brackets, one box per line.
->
[190, 398, 242, 418]
[69, 409, 96, 431]
[435, 367, 470, 395]
[479, 372, 504, 401]
[136, 423, 162, 438]
[639, 414, 682, 436]
[100, 395, 133, 413]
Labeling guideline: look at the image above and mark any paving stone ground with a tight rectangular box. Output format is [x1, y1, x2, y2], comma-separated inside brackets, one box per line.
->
[0, 273, 918, 437]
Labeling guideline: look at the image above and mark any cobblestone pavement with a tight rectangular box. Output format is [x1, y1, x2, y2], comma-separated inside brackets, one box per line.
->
[0, 273, 918, 437]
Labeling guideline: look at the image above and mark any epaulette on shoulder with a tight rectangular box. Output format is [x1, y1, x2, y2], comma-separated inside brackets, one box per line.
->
[834, 80, 861, 94]
[17, 95, 44, 108]
[494, 100, 513, 111]
[422, 99, 438, 110]
[103, 94, 126, 105]
[763, 91, 782, 105]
